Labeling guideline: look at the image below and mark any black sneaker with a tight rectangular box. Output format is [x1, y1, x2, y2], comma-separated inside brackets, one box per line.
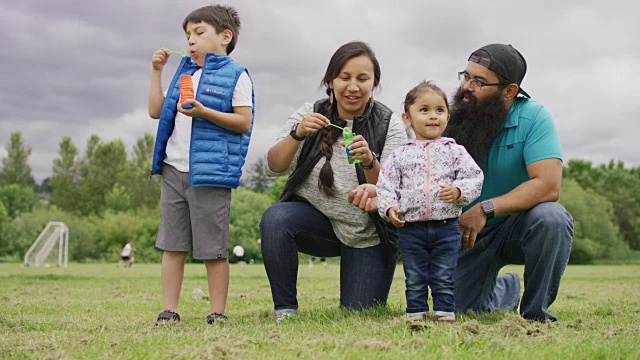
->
[206, 312, 228, 324]
[155, 310, 181, 326]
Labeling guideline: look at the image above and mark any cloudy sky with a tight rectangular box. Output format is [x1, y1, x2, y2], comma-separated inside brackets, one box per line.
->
[1, 0, 638, 183]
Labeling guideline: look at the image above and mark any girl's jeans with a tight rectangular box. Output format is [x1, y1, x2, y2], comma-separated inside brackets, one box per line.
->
[398, 219, 461, 315]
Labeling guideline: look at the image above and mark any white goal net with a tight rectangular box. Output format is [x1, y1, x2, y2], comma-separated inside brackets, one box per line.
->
[24, 221, 69, 267]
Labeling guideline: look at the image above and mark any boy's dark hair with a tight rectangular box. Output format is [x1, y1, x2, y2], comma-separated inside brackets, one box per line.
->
[182, 5, 241, 55]
[403, 80, 448, 113]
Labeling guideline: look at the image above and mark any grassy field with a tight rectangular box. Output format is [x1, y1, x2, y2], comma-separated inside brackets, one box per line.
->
[1, 262, 639, 359]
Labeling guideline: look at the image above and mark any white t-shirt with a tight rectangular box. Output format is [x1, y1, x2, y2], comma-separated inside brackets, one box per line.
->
[164, 70, 253, 172]
[121, 243, 132, 257]
[232, 245, 245, 257]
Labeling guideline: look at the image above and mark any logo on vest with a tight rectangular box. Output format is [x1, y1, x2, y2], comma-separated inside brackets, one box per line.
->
[205, 88, 226, 96]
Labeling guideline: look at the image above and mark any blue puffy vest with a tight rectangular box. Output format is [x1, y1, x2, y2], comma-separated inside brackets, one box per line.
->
[151, 53, 254, 188]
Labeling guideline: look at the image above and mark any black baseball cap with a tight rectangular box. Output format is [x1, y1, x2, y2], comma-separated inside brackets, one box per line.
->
[468, 44, 530, 98]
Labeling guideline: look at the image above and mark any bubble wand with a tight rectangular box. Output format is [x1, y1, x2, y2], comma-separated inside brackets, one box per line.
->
[166, 48, 187, 57]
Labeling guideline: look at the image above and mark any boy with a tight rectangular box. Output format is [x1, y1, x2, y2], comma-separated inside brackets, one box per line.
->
[148, 4, 254, 325]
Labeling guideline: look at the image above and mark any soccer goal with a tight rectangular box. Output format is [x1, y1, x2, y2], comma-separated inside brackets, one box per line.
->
[23, 221, 69, 267]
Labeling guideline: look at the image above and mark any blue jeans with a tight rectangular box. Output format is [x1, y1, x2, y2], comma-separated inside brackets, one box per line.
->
[454, 202, 573, 321]
[398, 220, 460, 315]
[260, 201, 396, 311]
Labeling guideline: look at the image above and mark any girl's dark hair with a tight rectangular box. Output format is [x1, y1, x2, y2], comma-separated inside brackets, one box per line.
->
[316, 41, 381, 196]
[402, 80, 449, 113]
[182, 5, 241, 54]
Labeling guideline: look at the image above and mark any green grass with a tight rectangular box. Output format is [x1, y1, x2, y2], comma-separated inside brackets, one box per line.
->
[1, 263, 639, 359]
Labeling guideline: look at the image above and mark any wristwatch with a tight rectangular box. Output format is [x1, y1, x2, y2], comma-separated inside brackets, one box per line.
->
[362, 152, 378, 170]
[289, 123, 306, 141]
[480, 200, 495, 220]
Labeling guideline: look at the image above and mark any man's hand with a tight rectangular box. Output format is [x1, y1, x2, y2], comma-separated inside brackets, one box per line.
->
[348, 184, 378, 212]
[459, 203, 487, 250]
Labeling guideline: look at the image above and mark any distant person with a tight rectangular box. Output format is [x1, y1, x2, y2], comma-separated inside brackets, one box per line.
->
[260, 41, 407, 321]
[376, 81, 483, 323]
[148, 4, 254, 326]
[117, 241, 136, 268]
[232, 245, 246, 267]
[445, 43, 573, 322]
[308, 256, 328, 269]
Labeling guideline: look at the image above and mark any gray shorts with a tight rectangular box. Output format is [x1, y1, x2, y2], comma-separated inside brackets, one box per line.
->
[156, 164, 231, 260]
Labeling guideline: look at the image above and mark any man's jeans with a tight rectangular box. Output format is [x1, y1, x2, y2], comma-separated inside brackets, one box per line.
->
[260, 201, 396, 311]
[398, 220, 460, 316]
[454, 202, 573, 321]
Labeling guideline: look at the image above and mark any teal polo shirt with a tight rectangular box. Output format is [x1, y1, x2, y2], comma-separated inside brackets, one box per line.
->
[463, 97, 563, 226]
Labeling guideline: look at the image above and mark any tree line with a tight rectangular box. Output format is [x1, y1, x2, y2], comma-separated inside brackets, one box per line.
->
[0, 131, 638, 264]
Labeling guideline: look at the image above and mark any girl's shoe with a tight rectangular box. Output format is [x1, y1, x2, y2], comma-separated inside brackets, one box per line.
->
[434, 314, 456, 323]
[405, 312, 429, 321]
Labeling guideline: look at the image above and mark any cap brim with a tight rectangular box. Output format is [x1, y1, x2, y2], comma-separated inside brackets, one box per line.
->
[518, 87, 531, 98]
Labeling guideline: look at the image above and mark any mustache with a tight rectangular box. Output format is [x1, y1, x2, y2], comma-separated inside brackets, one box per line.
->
[463, 91, 476, 104]
[453, 87, 476, 106]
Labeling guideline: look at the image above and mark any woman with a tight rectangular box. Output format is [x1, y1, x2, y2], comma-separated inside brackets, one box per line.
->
[260, 41, 407, 320]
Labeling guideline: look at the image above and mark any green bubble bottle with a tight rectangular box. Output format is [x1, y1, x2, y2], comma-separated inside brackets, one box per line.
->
[343, 128, 362, 164]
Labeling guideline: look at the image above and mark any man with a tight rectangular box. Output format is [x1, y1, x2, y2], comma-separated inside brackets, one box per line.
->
[445, 43, 574, 321]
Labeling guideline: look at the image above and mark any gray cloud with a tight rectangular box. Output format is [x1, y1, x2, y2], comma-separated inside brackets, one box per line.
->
[1, 0, 638, 182]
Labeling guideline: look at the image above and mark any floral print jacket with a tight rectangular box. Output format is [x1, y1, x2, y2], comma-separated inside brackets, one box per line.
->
[376, 137, 484, 222]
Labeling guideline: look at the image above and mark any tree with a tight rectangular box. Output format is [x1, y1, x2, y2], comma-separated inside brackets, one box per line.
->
[564, 159, 640, 250]
[75, 136, 128, 215]
[597, 162, 640, 250]
[265, 176, 287, 204]
[242, 158, 274, 192]
[50, 137, 79, 212]
[229, 188, 273, 262]
[558, 179, 629, 263]
[37, 177, 52, 194]
[123, 133, 160, 209]
[0, 200, 8, 227]
[1, 132, 34, 187]
[0, 184, 41, 219]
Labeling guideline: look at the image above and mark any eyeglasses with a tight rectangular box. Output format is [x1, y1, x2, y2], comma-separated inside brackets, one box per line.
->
[458, 71, 507, 89]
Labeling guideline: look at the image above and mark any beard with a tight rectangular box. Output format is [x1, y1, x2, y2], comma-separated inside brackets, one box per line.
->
[445, 87, 509, 165]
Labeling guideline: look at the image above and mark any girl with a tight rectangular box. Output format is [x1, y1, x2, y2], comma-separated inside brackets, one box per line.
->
[376, 81, 483, 322]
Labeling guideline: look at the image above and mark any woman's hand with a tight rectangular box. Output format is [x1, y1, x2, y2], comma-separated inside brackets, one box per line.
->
[343, 134, 375, 164]
[348, 184, 378, 212]
[297, 112, 330, 137]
